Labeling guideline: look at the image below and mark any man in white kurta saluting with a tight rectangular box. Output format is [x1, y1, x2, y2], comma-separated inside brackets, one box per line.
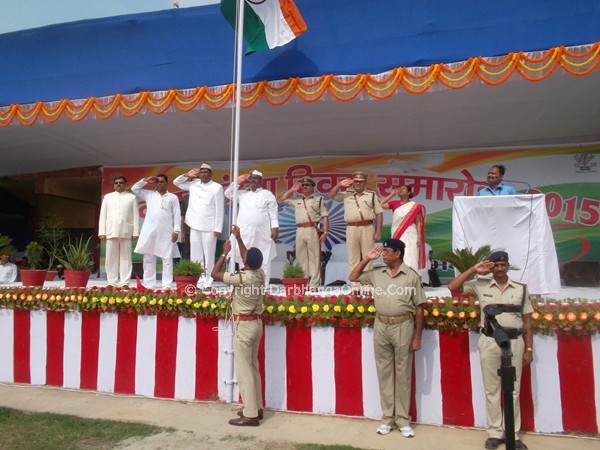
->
[174, 163, 224, 290]
[224, 170, 279, 286]
[132, 174, 181, 289]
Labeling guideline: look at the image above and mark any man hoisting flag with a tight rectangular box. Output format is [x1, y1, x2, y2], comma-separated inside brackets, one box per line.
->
[221, 0, 307, 54]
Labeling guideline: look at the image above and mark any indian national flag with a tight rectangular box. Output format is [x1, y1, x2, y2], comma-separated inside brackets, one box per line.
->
[220, 0, 307, 54]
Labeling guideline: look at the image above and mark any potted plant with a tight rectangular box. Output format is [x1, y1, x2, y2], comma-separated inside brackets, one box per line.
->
[57, 236, 93, 288]
[173, 259, 204, 292]
[437, 245, 492, 298]
[36, 214, 68, 281]
[281, 263, 309, 296]
[21, 241, 48, 287]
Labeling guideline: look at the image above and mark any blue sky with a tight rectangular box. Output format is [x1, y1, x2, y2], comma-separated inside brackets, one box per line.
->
[0, 0, 217, 35]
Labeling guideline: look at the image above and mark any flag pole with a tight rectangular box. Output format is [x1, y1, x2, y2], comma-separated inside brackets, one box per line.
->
[223, 0, 245, 405]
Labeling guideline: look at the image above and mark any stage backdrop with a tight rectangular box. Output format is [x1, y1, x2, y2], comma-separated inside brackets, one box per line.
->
[103, 145, 599, 279]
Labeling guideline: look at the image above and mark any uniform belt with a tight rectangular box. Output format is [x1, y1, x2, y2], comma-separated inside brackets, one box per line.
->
[376, 313, 412, 324]
[232, 314, 261, 321]
[346, 220, 374, 227]
[482, 327, 521, 339]
[297, 222, 316, 228]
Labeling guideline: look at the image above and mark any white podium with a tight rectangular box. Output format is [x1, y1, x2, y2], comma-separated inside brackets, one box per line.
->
[452, 194, 561, 295]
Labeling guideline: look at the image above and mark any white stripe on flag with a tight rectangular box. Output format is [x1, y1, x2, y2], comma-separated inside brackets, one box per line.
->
[531, 334, 563, 432]
[248, 0, 297, 49]
[135, 315, 157, 397]
[63, 312, 82, 389]
[311, 327, 335, 414]
[415, 330, 443, 424]
[361, 327, 381, 419]
[0, 309, 14, 382]
[97, 313, 118, 393]
[264, 323, 287, 410]
[30, 310, 47, 385]
[174, 317, 197, 400]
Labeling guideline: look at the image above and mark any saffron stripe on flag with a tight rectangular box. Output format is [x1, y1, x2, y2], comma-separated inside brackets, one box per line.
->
[557, 334, 598, 433]
[334, 327, 363, 416]
[195, 318, 219, 400]
[13, 309, 31, 384]
[46, 311, 65, 387]
[114, 313, 138, 394]
[439, 330, 474, 426]
[80, 312, 100, 390]
[285, 326, 313, 412]
[154, 315, 179, 399]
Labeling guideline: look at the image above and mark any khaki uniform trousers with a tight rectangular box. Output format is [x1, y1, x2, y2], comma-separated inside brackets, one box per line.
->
[479, 335, 525, 439]
[374, 318, 414, 428]
[295, 226, 321, 289]
[346, 224, 375, 289]
[233, 319, 264, 418]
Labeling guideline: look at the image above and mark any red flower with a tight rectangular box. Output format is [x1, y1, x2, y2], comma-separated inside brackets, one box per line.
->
[340, 318, 349, 326]
[329, 317, 337, 323]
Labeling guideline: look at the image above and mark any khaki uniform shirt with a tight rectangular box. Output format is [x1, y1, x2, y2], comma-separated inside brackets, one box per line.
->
[359, 262, 426, 316]
[283, 195, 328, 224]
[223, 269, 265, 315]
[332, 189, 382, 223]
[463, 276, 533, 328]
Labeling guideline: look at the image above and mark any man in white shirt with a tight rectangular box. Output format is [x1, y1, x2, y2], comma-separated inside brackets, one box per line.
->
[132, 174, 181, 289]
[0, 251, 18, 284]
[174, 163, 224, 290]
[225, 170, 279, 285]
[99, 175, 140, 288]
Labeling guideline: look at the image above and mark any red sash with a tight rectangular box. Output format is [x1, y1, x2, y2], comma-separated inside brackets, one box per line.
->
[391, 202, 426, 269]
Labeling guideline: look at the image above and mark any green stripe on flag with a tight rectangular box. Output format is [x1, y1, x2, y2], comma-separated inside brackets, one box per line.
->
[220, 0, 269, 54]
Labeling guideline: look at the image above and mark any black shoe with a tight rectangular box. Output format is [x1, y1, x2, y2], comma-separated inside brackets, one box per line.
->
[484, 437, 504, 450]
[515, 440, 528, 450]
[238, 408, 263, 420]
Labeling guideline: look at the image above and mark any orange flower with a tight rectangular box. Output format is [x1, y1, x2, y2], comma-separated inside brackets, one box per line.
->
[544, 313, 554, 322]
[594, 312, 600, 321]
[566, 312, 577, 323]
[432, 309, 440, 317]
[446, 311, 455, 319]
[469, 311, 478, 319]
[558, 313, 566, 321]
[458, 311, 466, 319]
[531, 311, 540, 320]
[423, 310, 429, 317]
[580, 312, 588, 321]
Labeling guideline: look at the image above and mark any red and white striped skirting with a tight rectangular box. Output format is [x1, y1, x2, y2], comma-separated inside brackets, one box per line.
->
[0, 309, 598, 433]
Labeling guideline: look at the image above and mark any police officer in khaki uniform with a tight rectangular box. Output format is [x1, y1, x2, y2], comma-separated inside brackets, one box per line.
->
[328, 171, 383, 291]
[448, 251, 533, 450]
[278, 177, 329, 290]
[212, 225, 265, 427]
[349, 239, 425, 439]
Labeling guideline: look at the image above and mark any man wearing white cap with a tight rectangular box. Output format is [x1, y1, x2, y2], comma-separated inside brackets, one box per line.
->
[225, 170, 279, 285]
[174, 163, 224, 290]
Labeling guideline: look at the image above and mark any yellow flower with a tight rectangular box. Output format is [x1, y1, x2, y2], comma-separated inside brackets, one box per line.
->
[167, 298, 174, 305]
[82, 296, 88, 303]
[312, 304, 320, 312]
[123, 297, 130, 304]
[357, 305, 365, 314]
[333, 305, 341, 313]
[323, 305, 330, 312]
[267, 305, 274, 313]
[176, 298, 183, 305]
[346, 304, 355, 313]
[368, 305, 376, 313]
[278, 305, 286, 312]
[193, 302, 200, 309]
[211, 303, 217, 310]
[158, 299, 164, 306]
[289, 305, 296, 314]
[92, 296, 99, 303]
[108, 297, 115, 305]
[149, 298, 157, 306]
[185, 298, 192, 305]
[140, 296, 147, 304]
[202, 300, 210, 308]
[301, 306, 308, 314]
[132, 297, 138, 305]
[100, 296, 107, 304]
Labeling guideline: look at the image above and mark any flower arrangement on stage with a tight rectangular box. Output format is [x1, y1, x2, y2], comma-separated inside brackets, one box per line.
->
[0, 286, 599, 336]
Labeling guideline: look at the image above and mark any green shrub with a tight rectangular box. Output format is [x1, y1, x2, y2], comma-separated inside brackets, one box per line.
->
[173, 259, 204, 277]
[25, 241, 45, 270]
[282, 263, 305, 279]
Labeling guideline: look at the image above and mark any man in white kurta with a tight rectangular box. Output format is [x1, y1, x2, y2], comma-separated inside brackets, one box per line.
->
[132, 175, 181, 289]
[174, 163, 224, 289]
[0, 252, 18, 283]
[99, 175, 140, 288]
[224, 170, 279, 285]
